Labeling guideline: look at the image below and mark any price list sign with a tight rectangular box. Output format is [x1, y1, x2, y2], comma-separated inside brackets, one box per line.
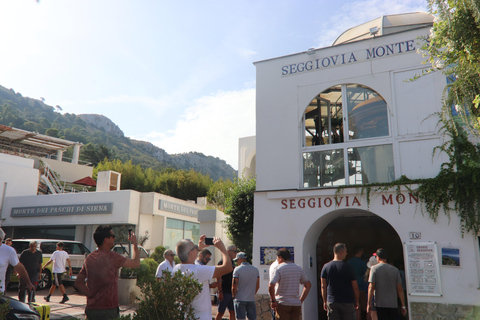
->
[404, 242, 442, 296]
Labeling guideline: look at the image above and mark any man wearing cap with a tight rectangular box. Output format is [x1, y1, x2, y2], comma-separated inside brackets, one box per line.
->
[367, 248, 406, 320]
[156, 249, 176, 280]
[232, 252, 259, 320]
[269, 248, 311, 320]
[19, 241, 43, 303]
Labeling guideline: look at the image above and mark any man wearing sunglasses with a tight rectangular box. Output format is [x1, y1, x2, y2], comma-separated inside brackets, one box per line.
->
[75, 225, 140, 320]
[174, 235, 233, 320]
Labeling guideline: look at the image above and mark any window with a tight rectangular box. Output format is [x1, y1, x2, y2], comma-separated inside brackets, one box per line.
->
[303, 84, 393, 188]
[164, 218, 200, 250]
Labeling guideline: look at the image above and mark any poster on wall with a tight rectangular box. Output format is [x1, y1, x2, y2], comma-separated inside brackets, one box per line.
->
[404, 242, 442, 296]
[260, 246, 295, 265]
[441, 247, 460, 267]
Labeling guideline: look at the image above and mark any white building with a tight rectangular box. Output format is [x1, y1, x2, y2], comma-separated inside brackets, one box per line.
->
[241, 12, 480, 319]
[0, 126, 229, 264]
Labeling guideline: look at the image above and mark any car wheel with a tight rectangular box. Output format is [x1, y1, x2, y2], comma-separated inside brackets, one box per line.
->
[37, 270, 51, 290]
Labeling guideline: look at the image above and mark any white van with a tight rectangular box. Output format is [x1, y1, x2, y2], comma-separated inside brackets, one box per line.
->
[10, 239, 90, 290]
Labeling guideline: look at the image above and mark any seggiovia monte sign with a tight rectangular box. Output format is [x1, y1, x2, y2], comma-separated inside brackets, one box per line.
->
[281, 39, 419, 76]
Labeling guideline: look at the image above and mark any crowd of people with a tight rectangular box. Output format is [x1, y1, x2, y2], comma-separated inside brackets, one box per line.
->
[0, 227, 407, 320]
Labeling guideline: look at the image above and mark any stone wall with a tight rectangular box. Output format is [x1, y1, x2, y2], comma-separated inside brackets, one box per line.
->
[256, 294, 272, 320]
[410, 302, 480, 320]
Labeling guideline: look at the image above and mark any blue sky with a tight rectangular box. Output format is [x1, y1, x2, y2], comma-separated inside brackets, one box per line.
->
[0, 0, 428, 169]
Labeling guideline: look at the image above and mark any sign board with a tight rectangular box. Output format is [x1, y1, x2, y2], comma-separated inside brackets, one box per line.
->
[158, 200, 198, 217]
[11, 203, 113, 217]
[404, 242, 442, 296]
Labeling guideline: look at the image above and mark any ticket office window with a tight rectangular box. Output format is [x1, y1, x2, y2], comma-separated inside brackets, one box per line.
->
[302, 84, 393, 188]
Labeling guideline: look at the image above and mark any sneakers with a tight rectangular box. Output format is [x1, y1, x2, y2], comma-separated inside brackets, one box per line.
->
[59, 295, 69, 304]
[44, 295, 50, 302]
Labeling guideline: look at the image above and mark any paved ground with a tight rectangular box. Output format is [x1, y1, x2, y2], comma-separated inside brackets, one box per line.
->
[5, 284, 227, 319]
[5, 283, 137, 319]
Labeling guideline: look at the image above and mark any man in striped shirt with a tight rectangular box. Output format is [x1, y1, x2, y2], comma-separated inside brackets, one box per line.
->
[268, 248, 311, 320]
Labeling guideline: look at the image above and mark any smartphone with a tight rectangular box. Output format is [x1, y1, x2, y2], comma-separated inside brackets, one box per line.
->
[205, 237, 214, 245]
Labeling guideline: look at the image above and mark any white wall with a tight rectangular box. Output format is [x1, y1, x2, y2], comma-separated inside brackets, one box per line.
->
[254, 27, 442, 191]
[2, 190, 140, 227]
[238, 136, 256, 178]
[253, 187, 479, 318]
[42, 158, 93, 183]
[0, 154, 39, 199]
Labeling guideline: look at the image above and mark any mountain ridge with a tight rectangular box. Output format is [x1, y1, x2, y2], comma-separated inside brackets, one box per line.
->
[0, 85, 236, 181]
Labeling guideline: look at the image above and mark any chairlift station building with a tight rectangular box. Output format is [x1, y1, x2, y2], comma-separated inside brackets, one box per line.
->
[242, 12, 480, 319]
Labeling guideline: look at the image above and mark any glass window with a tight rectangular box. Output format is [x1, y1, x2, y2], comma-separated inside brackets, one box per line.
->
[303, 149, 345, 187]
[348, 145, 394, 184]
[304, 84, 389, 146]
[304, 85, 343, 146]
[346, 84, 389, 140]
[164, 218, 200, 250]
[302, 84, 393, 188]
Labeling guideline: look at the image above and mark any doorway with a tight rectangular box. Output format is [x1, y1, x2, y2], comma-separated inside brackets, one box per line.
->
[316, 214, 405, 320]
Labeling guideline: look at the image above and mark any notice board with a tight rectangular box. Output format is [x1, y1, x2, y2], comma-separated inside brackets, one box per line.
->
[404, 242, 442, 296]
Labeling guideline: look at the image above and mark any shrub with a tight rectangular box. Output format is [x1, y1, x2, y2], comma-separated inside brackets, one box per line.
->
[133, 270, 202, 320]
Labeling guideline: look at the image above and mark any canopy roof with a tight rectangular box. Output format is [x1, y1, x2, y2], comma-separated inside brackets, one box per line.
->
[0, 125, 78, 157]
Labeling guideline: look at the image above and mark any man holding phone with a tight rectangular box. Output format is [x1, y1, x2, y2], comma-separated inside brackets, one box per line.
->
[75, 225, 141, 320]
[174, 235, 233, 320]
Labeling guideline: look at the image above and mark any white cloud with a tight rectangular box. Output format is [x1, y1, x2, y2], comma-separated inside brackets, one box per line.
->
[136, 88, 256, 169]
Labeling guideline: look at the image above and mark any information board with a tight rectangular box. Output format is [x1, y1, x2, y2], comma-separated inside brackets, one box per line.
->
[404, 242, 442, 296]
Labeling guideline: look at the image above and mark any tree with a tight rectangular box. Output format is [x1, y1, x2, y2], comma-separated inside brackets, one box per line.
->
[224, 177, 255, 258]
[423, 0, 480, 137]
[207, 178, 234, 211]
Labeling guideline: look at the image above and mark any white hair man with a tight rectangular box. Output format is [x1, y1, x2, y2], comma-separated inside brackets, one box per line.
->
[0, 228, 35, 294]
[156, 249, 176, 280]
[174, 235, 233, 320]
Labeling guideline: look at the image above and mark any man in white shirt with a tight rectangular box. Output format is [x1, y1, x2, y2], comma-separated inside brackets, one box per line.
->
[173, 235, 233, 320]
[156, 249, 176, 279]
[43, 242, 73, 303]
[0, 228, 34, 294]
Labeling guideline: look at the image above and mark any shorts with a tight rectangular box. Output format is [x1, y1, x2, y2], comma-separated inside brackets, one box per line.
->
[53, 273, 64, 286]
[218, 292, 234, 313]
[234, 300, 256, 320]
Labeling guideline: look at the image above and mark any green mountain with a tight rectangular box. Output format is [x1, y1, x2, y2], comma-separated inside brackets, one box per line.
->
[0, 85, 236, 181]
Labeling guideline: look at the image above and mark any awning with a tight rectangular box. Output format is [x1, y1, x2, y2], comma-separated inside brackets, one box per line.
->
[72, 176, 97, 187]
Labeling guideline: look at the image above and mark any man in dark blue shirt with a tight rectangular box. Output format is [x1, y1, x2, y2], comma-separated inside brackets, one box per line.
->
[321, 243, 359, 320]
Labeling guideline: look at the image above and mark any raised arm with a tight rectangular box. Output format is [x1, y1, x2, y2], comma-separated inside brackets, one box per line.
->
[122, 232, 140, 268]
[212, 238, 232, 279]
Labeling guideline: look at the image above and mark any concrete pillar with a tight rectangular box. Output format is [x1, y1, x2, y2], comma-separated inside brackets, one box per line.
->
[72, 143, 81, 164]
[56, 149, 63, 161]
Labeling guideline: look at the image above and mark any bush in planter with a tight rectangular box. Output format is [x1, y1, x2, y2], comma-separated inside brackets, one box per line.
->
[120, 258, 157, 285]
[133, 270, 202, 320]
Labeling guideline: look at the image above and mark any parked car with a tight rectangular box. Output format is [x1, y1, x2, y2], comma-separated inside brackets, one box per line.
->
[9, 239, 91, 290]
[0, 295, 41, 320]
[112, 243, 149, 259]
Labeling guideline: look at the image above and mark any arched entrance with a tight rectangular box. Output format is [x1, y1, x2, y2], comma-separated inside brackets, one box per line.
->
[315, 211, 405, 320]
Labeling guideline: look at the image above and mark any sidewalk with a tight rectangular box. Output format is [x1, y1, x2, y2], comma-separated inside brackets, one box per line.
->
[5, 284, 137, 320]
[6, 284, 228, 319]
